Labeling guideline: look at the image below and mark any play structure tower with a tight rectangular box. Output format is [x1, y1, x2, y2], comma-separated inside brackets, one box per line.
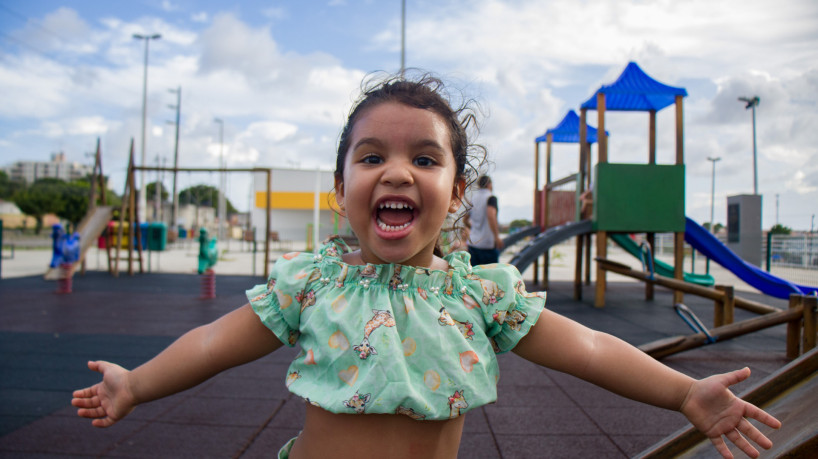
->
[580, 62, 688, 307]
[533, 110, 603, 294]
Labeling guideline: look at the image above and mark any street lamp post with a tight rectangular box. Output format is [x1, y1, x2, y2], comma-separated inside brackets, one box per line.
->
[134, 33, 161, 222]
[707, 156, 721, 234]
[738, 96, 760, 195]
[214, 118, 226, 242]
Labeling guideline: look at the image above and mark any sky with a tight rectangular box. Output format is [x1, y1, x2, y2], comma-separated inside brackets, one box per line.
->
[1, 0, 817, 231]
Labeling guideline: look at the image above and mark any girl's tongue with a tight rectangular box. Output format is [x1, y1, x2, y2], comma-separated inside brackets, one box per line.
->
[376, 202, 415, 231]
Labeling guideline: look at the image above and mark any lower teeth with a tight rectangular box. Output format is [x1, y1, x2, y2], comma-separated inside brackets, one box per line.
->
[377, 220, 409, 231]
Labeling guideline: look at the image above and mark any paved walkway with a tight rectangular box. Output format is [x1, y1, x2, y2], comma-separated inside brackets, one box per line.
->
[0, 242, 795, 458]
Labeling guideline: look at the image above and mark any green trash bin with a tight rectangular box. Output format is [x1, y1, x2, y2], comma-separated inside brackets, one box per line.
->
[147, 222, 167, 251]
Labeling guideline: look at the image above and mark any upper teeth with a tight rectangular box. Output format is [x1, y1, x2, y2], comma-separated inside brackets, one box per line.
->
[379, 202, 413, 210]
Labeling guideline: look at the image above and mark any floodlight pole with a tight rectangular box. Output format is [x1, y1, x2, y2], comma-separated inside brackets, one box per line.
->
[738, 96, 760, 195]
[134, 33, 161, 221]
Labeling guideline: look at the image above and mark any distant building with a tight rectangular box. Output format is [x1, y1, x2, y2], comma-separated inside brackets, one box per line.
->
[250, 168, 345, 243]
[3, 152, 92, 184]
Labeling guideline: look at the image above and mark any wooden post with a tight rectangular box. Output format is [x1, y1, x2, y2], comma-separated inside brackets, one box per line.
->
[714, 285, 735, 328]
[803, 295, 817, 353]
[788, 294, 804, 359]
[534, 141, 540, 228]
[594, 93, 607, 307]
[673, 96, 685, 305]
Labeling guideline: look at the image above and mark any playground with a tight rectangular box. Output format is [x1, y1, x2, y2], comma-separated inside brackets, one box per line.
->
[1, 61, 817, 457]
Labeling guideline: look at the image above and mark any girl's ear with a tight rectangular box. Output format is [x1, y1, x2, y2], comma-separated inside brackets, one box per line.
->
[334, 176, 346, 212]
[449, 178, 466, 213]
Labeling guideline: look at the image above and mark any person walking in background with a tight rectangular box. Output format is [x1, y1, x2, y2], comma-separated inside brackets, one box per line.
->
[468, 175, 503, 265]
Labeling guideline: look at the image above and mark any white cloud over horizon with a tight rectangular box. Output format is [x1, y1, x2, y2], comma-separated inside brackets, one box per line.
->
[1, 0, 816, 231]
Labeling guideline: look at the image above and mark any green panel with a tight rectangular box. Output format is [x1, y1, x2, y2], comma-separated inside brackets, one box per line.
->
[593, 163, 685, 232]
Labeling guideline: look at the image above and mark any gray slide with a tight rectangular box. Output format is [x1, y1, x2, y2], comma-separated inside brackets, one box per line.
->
[509, 220, 594, 273]
[500, 225, 541, 252]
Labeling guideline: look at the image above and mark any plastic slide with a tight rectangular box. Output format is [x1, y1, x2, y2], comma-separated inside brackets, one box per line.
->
[609, 233, 715, 286]
[44, 206, 114, 280]
[509, 220, 594, 273]
[684, 217, 818, 298]
[500, 225, 541, 252]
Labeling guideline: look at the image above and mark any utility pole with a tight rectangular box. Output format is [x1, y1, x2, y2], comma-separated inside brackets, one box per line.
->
[168, 86, 181, 229]
[214, 118, 226, 241]
[400, 0, 406, 76]
[707, 156, 721, 233]
[738, 96, 760, 195]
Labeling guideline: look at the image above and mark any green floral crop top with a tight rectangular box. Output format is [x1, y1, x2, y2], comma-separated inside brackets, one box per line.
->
[246, 236, 546, 421]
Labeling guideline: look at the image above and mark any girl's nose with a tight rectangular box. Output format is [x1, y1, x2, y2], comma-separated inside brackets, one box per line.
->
[380, 161, 414, 187]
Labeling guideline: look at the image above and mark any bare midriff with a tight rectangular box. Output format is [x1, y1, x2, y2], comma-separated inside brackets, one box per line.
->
[288, 403, 466, 459]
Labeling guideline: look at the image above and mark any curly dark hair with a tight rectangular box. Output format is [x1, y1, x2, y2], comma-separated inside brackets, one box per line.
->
[334, 70, 487, 210]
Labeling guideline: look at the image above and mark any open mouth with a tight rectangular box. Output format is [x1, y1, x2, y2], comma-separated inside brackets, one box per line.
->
[376, 200, 416, 232]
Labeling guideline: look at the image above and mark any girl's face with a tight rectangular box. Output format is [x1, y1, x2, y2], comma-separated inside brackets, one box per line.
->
[335, 101, 465, 268]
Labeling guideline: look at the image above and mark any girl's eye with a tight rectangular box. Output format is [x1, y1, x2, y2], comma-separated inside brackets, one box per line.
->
[361, 154, 382, 165]
[414, 156, 436, 167]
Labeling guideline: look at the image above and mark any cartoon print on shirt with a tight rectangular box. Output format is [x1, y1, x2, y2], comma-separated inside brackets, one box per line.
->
[492, 308, 528, 331]
[360, 264, 378, 278]
[447, 390, 468, 418]
[389, 265, 404, 290]
[474, 277, 505, 305]
[443, 270, 455, 295]
[250, 277, 276, 302]
[334, 261, 349, 288]
[353, 309, 397, 359]
[285, 370, 301, 388]
[395, 405, 426, 420]
[296, 288, 316, 312]
[343, 391, 372, 414]
[438, 306, 475, 340]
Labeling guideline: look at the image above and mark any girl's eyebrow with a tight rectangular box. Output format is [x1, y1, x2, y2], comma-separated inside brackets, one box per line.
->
[352, 137, 448, 153]
[352, 137, 383, 150]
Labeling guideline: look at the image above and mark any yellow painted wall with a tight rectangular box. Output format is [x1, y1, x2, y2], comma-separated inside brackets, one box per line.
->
[255, 191, 335, 210]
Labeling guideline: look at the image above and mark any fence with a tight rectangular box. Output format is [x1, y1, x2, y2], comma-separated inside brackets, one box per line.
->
[767, 233, 818, 287]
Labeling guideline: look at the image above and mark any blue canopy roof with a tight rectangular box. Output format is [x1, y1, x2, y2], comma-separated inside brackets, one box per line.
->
[535, 110, 607, 144]
[580, 62, 687, 112]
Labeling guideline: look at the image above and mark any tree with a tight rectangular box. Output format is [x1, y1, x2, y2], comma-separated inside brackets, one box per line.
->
[509, 219, 532, 230]
[146, 181, 170, 203]
[0, 170, 24, 200]
[769, 224, 791, 235]
[56, 181, 90, 228]
[14, 178, 66, 233]
[702, 222, 725, 233]
[178, 184, 237, 214]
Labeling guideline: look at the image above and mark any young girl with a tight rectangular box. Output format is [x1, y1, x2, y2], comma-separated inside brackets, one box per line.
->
[73, 73, 780, 459]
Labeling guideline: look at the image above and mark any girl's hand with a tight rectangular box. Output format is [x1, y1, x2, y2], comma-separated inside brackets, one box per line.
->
[72, 360, 137, 428]
[680, 367, 781, 459]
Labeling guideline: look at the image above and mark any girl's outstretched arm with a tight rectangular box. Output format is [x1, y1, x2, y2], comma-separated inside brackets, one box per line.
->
[72, 303, 282, 428]
[513, 309, 780, 459]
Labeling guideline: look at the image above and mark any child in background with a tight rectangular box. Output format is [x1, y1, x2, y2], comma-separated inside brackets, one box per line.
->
[73, 72, 780, 459]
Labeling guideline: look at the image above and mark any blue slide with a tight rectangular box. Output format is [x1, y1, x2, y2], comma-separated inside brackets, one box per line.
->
[684, 217, 818, 299]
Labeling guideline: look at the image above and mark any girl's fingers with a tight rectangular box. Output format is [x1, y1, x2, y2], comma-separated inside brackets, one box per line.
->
[745, 403, 782, 430]
[91, 417, 116, 428]
[738, 417, 774, 450]
[709, 435, 733, 459]
[77, 407, 107, 419]
[71, 395, 100, 408]
[725, 428, 759, 459]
